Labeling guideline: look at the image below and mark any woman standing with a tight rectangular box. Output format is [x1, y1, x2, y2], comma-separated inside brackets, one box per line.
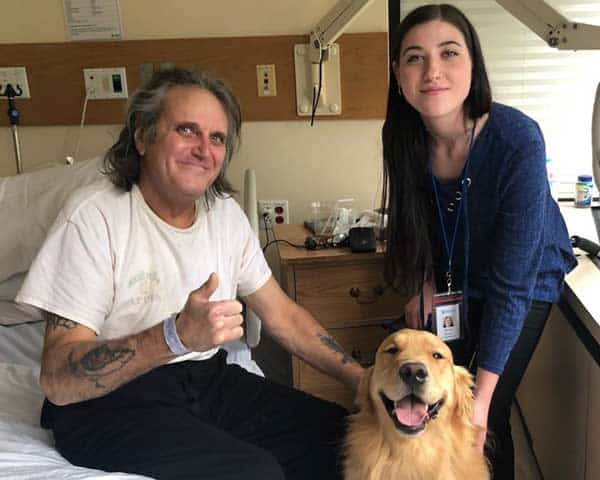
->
[382, 4, 576, 479]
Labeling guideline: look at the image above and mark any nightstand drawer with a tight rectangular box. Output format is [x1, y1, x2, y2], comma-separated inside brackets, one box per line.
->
[272, 225, 408, 410]
[294, 262, 406, 328]
[296, 324, 390, 390]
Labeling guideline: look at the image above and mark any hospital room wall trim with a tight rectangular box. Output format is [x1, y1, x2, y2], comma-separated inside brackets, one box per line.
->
[0, 33, 387, 127]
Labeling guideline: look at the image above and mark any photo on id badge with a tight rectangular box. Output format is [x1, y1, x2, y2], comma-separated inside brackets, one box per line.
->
[432, 292, 462, 342]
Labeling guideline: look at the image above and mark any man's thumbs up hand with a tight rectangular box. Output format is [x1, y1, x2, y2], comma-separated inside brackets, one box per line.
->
[195, 272, 219, 302]
[175, 273, 244, 353]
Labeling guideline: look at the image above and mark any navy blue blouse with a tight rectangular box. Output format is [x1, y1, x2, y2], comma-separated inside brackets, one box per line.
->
[430, 103, 577, 375]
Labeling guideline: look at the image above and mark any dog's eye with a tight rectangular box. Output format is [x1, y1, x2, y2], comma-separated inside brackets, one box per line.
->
[384, 347, 399, 355]
[432, 352, 444, 360]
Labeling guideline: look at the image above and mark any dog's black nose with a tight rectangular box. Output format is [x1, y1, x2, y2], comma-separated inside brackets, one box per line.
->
[399, 362, 428, 387]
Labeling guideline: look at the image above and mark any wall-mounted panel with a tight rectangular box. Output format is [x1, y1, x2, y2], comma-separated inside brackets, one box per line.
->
[0, 33, 387, 126]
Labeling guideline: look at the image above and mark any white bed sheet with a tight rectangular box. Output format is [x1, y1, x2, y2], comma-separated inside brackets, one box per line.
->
[0, 300, 263, 479]
[0, 363, 151, 480]
[0, 303, 150, 479]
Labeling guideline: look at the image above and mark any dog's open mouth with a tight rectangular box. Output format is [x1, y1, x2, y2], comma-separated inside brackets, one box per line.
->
[379, 392, 444, 435]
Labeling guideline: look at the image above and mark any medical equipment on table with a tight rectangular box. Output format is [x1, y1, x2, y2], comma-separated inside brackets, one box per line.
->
[306, 198, 356, 237]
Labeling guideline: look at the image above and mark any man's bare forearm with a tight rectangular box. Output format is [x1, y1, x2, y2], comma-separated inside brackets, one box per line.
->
[41, 314, 174, 405]
[316, 332, 359, 366]
[268, 307, 363, 391]
[311, 329, 363, 391]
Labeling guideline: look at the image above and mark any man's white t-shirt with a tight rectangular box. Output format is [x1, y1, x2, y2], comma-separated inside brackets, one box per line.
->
[16, 178, 272, 363]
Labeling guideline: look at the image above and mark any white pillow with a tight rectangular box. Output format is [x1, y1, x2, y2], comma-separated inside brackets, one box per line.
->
[0, 272, 26, 301]
[0, 300, 42, 325]
[0, 319, 45, 368]
[0, 157, 104, 283]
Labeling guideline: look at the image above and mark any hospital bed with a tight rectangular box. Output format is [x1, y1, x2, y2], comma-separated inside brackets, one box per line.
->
[0, 157, 262, 478]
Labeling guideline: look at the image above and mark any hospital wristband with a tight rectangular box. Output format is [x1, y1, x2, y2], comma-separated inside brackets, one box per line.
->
[163, 313, 191, 356]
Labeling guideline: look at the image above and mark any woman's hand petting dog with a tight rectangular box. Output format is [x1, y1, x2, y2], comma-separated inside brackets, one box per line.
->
[403, 280, 434, 329]
[472, 368, 499, 452]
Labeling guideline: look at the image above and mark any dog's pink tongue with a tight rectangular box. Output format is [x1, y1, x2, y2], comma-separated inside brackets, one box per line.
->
[393, 397, 428, 426]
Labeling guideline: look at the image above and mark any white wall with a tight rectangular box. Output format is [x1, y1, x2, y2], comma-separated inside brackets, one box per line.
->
[2, 0, 387, 42]
[0, 0, 388, 224]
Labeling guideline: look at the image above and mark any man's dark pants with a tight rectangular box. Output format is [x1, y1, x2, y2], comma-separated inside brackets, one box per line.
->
[42, 350, 348, 479]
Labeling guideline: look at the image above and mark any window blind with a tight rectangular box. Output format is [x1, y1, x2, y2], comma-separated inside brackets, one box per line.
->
[399, 0, 600, 194]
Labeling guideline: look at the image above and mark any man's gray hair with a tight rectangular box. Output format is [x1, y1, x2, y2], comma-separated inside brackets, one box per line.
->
[103, 68, 241, 202]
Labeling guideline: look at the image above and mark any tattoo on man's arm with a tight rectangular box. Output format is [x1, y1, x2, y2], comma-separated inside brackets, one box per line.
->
[45, 312, 77, 330]
[317, 333, 357, 364]
[68, 343, 136, 389]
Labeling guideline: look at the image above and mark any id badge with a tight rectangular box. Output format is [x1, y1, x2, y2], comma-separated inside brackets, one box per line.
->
[431, 291, 463, 342]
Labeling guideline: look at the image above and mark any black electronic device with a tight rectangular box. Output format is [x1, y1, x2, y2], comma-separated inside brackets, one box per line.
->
[592, 205, 600, 240]
[571, 235, 600, 258]
[304, 236, 319, 250]
[349, 227, 376, 253]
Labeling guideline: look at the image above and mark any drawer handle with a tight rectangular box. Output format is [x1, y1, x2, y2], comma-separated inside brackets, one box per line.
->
[349, 285, 385, 304]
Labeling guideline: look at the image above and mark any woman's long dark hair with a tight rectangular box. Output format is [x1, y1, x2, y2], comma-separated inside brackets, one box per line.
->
[382, 4, 492, 295]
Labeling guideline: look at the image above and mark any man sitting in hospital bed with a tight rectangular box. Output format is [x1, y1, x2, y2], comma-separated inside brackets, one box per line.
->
[16, 68, 363, 480]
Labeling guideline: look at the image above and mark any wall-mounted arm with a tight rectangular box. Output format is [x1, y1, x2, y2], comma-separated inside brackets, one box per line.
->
[295, 0, 376, 119]
[496, 0, 600, 49]
[309, 0, 375, 62]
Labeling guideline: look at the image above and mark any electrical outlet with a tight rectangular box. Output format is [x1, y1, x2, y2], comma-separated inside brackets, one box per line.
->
[258, 200, 289, 230]
[83, 67, 128, 99]
[256, 64, 277, 97]
[0, 67, 31, 99]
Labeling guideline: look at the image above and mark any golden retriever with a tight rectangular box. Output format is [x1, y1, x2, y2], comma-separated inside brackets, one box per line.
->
[344, 329, 490, 480]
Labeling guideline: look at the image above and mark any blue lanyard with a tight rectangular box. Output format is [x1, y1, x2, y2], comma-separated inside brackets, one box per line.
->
[430, 122, 476, 292]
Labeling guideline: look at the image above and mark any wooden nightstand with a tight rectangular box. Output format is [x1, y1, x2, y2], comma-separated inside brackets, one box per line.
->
[272, 224, 408, 409]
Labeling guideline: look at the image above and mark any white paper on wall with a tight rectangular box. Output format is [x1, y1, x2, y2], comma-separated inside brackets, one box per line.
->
[63, 0, 123, 41]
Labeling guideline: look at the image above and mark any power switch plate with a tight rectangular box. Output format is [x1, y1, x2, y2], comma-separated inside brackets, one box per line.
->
[0, 67, 31, 99]
[256, 64, 277, 97]
[83, 67, 128, 99]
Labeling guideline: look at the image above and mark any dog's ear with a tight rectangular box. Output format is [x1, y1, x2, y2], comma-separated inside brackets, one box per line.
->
[354, 366, 375, 413]
[452, 365, 475, 420]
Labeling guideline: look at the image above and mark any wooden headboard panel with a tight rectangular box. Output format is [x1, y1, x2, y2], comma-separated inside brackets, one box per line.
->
[0, 33, 388, 126]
